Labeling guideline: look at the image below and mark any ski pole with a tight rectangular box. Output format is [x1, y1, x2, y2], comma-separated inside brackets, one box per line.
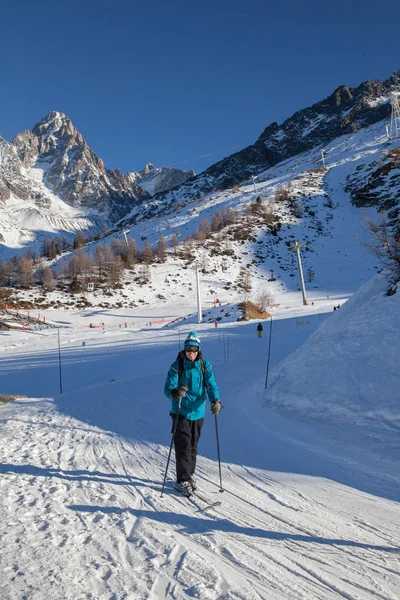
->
[264, 315, 273, 391]
[160, 397, 182, 498]
[214, 413, 224, 493]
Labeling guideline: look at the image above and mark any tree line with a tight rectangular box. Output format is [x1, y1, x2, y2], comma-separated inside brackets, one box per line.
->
[0, 196, 281, 293]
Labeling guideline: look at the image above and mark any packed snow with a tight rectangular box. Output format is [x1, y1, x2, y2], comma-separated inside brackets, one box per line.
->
[0, 269, 399, 599]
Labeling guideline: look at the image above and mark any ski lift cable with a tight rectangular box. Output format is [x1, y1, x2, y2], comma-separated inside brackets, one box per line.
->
[165, 145, 239, 168]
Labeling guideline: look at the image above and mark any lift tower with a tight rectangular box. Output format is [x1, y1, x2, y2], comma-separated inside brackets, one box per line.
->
[390, 93, 400, 139]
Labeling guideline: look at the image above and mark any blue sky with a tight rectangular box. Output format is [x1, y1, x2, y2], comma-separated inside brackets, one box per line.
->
[1, 0, 399, 175]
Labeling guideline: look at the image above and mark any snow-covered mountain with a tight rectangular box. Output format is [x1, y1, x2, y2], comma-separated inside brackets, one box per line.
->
[1, 70, 399, 260]
[2, 116, 399, 313]
[121, 71, 400, 241]
[127, 162, 195, 196]
[0, 112, 194, 253]
[12, 112, 150, 220]
[0, 132, 106, 252]
[182, 69, 400, 194]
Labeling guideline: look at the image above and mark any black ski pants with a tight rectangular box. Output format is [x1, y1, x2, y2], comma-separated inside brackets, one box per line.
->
[170, 413, 204, 483]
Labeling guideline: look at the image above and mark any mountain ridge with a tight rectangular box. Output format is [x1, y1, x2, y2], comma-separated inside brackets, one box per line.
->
[157, 70, 400, 197]
[0, 70, 399, 257]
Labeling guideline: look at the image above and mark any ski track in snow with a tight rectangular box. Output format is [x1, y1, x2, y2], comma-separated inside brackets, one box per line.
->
[1, 382, 399, 600]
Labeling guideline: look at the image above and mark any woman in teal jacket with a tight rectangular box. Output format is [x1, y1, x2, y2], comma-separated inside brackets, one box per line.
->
[164, 331, 221, 496]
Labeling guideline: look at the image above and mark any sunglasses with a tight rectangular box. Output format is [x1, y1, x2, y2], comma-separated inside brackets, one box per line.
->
[185, 346, 199, 353]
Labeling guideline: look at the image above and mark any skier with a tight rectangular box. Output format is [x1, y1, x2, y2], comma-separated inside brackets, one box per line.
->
[257, 322, 263, 338]
[164, 331, 221, 497]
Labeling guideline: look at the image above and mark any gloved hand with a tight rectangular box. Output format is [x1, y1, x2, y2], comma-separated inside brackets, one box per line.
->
[171, 385, 188, 401]
[210, 400, 221, 414]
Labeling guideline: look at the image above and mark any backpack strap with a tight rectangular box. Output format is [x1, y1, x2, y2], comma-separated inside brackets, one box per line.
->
[177, 352, 205, 382]
[177, 352, 184, 380]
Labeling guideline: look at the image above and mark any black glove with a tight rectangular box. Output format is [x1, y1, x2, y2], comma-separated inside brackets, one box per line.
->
[171, 385, 188, 401]
[211, 400, 221, 414]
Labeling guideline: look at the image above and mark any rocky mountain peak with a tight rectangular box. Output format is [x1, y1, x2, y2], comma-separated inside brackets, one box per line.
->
[128, 162, 195, 197]
[32, 111, 84, 156]
[5, 111, 150, 222]
[384, 69, 400, 88]
[32, 111, 73, 135]
[144, 163, 155, 174]
[331, 85, 353, 107]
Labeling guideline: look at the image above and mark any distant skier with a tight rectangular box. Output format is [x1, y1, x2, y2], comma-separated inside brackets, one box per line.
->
[257, 322, 263, 338]
[164, 331, 221, 497]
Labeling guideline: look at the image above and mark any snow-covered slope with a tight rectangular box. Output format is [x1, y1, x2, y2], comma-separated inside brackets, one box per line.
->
[0, 161, 104, 255]
[86, 119, 399, 310]
[0, 282, 399, 599]
[266, 273, 400, 459]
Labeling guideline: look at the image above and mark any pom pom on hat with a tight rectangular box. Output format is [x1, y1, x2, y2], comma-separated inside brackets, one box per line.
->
[184, 331, 201, 348]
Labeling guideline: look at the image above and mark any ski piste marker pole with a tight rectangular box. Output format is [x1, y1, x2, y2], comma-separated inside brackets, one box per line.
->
[160, 397, 182, 498]
[214, 413, 224, 493]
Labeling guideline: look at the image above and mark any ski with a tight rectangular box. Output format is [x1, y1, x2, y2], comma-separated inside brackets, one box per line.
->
[191, 490, 221, 510]
[173, 483, 221, 511]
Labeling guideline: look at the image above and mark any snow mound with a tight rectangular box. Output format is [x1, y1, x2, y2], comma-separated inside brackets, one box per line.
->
[266, 274, 400, 429]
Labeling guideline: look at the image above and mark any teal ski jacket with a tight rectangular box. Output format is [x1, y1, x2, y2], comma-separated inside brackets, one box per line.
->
[164, 351, 220, 421]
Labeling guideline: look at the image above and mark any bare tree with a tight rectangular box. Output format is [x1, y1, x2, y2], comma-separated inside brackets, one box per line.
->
[95, 246, 105, 278]
[180, 237, 195, 262]
[103, 244, 115, 268]
[142, 240, 154, 264]
[68, 248, 91, 290]
[211, 211, 223, 232]
[274, 185, 291, 203]
[237, 266, 252, 301]
[222, 208, 237, 226]
[124, 238, 138, 267]
[107, 255, 124, 287]
[73, 231, 86, 250]
[16, 256, 34, 288]
[0, 260, 14, 286]
[57, 257, 70, 283]
[198, 219, 211, 238]
[256, 288, 274, 312]
[41, 237, 57, 259]
[39, 266, 56, 291]
[193, 228, 207, 242]
[156, 236, 168, 261]
[170, 234, 179, 254]
[112, 238, 123, 257]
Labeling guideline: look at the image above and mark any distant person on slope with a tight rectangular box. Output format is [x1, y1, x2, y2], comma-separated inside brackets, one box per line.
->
[257, 322, 263, 338]
[164, 331, 221, 497]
